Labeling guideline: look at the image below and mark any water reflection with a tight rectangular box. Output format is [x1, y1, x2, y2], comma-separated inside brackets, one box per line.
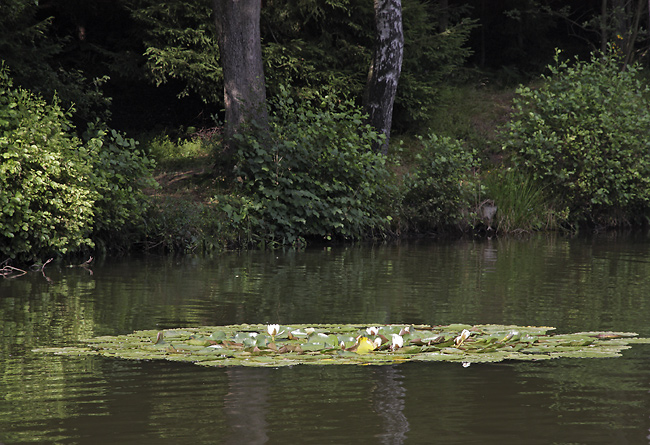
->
[224, 368, 269, 444]
[373, 366, 409, 444]
[2, 234, 650, 443]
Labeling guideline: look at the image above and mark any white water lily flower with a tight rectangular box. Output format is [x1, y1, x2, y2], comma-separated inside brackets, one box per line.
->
[391, 333, 404, 349]
[305, 328, 315, 335]
[267, 324, 280, 337]
[250, 332, 259, 338]
[462, 362, 471, 368]
[455, 329, 471, 346]
[366, 326, 380, 336]
[373, 337, 383, 349]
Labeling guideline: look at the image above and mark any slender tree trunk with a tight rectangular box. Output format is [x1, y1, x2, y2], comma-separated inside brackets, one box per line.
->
[213, 0, 268, 150]
[622, 0, 645, 68]
[363, 0, 404, 155]
[601, 0, 608, 52]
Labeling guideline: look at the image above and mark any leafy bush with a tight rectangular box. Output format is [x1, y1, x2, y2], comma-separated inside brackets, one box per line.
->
[83, 121, 158, 249]
[0, 67, 158, 260]
[400, 134, 476, 231]
[143, 197, 227, 253]
[0, 67, 95, 260]
[228, 90, 394, 245]
[501, 47, 650, 226]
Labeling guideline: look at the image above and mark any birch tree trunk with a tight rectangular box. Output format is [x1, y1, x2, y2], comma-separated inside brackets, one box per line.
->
[363, 0, 404, 155]
[213, 0, 269, 150]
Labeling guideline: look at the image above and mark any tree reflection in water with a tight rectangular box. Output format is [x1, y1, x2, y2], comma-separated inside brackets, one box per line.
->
[224, 368, 269, 444]
[373, 366, 409, 444]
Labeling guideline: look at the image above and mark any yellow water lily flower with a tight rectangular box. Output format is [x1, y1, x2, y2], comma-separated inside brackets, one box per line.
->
[355, 336, 377, 354]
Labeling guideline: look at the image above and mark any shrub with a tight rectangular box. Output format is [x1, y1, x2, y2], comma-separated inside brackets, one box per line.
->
[143, 197, 227, 253]
[0, 67, 95, 260]
[0, 66, 157, 260]
[501, 47, 650, 226]
[228, 90, 395, 245]
[83, 121, 158, 250]
[400, 133, 476, 231]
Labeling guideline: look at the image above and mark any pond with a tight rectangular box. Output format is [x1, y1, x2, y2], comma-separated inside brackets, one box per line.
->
[2, 233, 650, 444]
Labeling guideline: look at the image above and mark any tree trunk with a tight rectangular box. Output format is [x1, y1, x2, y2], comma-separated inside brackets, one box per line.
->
[601, 0, 608, 52]
[363, 0, 404, 155]
[213, 0, 268, 149]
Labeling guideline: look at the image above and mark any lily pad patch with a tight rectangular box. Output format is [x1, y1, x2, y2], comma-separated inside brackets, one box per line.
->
[33, 324, 650, 368]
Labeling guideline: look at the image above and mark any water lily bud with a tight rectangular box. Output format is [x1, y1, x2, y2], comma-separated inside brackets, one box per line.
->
[455, 329, 471, 346]
[398, 326, 411, 336]
[501, 330, 518, 342]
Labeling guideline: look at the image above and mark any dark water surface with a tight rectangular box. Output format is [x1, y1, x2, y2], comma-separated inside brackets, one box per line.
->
[2, 234, 650, 444]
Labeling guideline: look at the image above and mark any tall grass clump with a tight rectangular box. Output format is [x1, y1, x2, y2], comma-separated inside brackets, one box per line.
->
[145, 133, 215, 169]
[481, 168, 562, 233]
[501, 46, 650, 227]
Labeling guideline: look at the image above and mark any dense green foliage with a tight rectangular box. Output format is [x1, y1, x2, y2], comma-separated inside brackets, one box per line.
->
[0, 68, 95, 260]
[400, 134, 476, 231]
[82, 121, 157, 249]
[129, 0, 221, 103]
[226, 91, 394, 246]
[126, 0, 475, 131]
[0, 68, 156, 260]
[0, 0, 112, 123]
[3, 0, 650, 261]
[501, 47, 650, 226]
[395, 2, 476, 131]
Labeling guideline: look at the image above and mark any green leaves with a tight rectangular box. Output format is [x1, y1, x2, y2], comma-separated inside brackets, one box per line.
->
[226, 90, 394, 245]
[0, 67, 95, 260]
[35, 323, 650, 368]
[401, 133, 476, 231]
[0, 67, 156, 260]
[501, 46, 650, 227]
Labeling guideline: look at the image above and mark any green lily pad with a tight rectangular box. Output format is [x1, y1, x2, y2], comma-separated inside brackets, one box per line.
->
[32, 324, 650, 368]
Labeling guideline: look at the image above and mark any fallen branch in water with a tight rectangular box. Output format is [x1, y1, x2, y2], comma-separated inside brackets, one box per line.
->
[1, 264, 27, 279]
[67, 256, 94, 275]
